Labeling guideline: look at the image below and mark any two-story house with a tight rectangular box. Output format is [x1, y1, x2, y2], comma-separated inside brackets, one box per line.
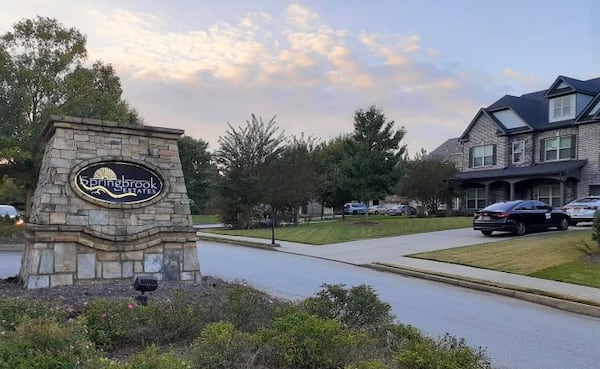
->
[444, 75, 600, 210]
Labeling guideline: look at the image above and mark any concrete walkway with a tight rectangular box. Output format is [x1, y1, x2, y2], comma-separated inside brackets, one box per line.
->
[198, 229, 600, 317]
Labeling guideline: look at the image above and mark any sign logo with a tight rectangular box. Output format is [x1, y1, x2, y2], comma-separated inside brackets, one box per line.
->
[74, 162, 164, 205]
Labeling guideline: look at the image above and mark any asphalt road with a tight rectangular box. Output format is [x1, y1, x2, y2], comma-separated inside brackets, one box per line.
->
[199, 242, 600, 369]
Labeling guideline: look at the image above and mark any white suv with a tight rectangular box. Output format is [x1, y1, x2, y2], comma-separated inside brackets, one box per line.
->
[563, 196, 600, 225]
[343, 203, 367, 215]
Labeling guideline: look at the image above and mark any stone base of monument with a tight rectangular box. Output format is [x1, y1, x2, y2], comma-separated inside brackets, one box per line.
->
[20, 225, 200, 289]
[19, 116, 202, 289]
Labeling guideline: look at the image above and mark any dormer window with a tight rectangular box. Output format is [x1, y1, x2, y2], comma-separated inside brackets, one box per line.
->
[549, 94, 575, 122]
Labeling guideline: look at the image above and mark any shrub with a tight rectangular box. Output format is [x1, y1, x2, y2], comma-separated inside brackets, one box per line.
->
[189, 321, 257, 369]
[221, 284, 278, 332]
[81, 298, 147, 349]
[258, 311, 373, 369]
[344, 360, 390, 369]
[144, 290, 207, 343]
[394, 333, 492, 369]
[302, 284, 395, 330]
[120, 345, 190, 369]
[0, 318, 108, 369]
[0, 297, 65, 332]
[0, 216, 23, 240]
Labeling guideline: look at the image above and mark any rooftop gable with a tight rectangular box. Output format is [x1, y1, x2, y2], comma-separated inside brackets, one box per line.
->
[459, 108, 509, 142]
[545, 75, 600, 98]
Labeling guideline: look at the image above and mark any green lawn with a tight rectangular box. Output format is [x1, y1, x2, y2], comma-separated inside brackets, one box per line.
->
[203, 215, 473, 244]
[411, 229, 600, 288]
[192, 214, 220, 224]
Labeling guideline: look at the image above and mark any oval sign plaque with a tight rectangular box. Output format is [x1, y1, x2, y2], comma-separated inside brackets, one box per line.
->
[74, 161, 164, 205]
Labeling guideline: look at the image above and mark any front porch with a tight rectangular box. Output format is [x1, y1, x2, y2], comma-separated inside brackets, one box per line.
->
[455, 160, 586, 210]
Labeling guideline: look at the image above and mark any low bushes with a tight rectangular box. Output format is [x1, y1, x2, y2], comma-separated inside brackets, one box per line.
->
[0, 283, 494, 369]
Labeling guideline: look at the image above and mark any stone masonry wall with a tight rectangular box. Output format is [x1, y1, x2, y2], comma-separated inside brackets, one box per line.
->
[20, 116, 201, 289]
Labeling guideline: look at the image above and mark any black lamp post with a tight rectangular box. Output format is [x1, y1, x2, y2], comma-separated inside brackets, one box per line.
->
[271, 210, 279, 246]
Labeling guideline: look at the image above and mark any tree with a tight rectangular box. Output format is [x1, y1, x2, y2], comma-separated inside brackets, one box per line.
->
[398, 158, 458, 215]
[178, 136, 217, 214]
[314, 136, 353, 219]
[262, 134, 319, 225]
[214, 114, 285, 229]
[0, 17, 142, 214]
[59, 61, 143, 124]
[346, 106, 407, 203]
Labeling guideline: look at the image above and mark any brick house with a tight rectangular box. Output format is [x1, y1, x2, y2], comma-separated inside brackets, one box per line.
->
[437, 75, 600, 210]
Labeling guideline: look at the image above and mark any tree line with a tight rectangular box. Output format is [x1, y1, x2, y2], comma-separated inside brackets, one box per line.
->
[0, 17, 459, 226]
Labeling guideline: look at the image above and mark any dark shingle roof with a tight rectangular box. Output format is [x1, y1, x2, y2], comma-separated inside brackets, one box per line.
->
[484, 76, 600, 131]
[429, 138, 461, 161]
[455, 160, 587, 180]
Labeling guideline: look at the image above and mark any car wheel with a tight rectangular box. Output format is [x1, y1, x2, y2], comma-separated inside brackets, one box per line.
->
[374, 211, 379, 215]
[558, 217, 569, 231]
[514, 221, 527, 236]
[481, 230, 493, 236]
[570, 220, 578, 226]
[352, 210, 357, 215]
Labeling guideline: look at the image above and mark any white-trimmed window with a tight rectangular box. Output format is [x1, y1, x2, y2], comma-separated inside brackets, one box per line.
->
[550, 95, 575, 122]
[544, 136, 572, 161]
[512, 140, 525, 164]
[471, 144, 494, 168]
[538, 184, 560, 207]
[466, 188, 486, 209]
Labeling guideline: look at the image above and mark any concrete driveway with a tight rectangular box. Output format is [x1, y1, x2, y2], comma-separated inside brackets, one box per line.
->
[276, 227, 518, 264]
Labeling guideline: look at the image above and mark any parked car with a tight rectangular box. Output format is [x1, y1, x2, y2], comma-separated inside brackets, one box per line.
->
[473, 200, 570, 236]
[343, 203, 368, 215]
[387, 205, 417, 216]
[562, 196, 600, 225]
[368, 204, 390, 215]
[0, 205, 24, 226]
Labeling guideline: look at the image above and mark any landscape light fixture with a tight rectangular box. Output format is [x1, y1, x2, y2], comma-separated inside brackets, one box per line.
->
[133, 276, 158, 305]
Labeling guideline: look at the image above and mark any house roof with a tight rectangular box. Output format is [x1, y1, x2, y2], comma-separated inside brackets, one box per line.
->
[429, 138, 461, 161]
[460, 76, 600, 141]
[454, 160, 587, 181]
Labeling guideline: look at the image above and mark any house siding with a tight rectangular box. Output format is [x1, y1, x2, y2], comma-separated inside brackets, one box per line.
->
[535, 127, 578, 164]
[508, 133, 534, 166]
[577, 122, 600, 197]
[461, 114, 506, 171]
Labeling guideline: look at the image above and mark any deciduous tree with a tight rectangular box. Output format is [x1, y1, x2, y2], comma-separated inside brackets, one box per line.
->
[178, 136, 217, 214]
[398, 158, 458, 215]
[0, 17, 142, 213]
[214, 114, 285, 228]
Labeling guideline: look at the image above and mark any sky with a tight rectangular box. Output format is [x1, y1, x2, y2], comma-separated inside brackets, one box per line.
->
[1, 0, 598, 155]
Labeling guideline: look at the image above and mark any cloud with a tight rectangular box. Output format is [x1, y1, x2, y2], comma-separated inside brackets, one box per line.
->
[500, 68, 545, 90]
[286, 3, 320, 29]
[71, 3, 500, 155]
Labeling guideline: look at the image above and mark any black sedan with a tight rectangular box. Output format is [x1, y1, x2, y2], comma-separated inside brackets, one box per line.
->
[473, 200, 570, 236]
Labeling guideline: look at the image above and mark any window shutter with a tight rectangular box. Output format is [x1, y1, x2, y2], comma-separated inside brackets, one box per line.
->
[539, 138, 545, 162]
[570, 135, 576, 159]
[492, 144, 497, 165]
[469, 147, 473, 168]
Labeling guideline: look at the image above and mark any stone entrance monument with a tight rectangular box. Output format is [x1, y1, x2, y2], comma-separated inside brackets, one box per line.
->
[19, 116, 201, 289]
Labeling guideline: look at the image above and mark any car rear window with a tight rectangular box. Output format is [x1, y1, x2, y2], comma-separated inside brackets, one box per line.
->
[481, 202, 515, 211]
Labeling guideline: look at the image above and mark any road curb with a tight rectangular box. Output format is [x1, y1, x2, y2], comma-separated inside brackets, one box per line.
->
[197, 235, 279, 250]
[368, 263, 600, 319]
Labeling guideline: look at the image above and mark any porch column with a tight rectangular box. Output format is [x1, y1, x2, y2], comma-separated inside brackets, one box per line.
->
[560, 180, 565, 207]
[509, 181, 515, 200]
[485, 183, 490, 206]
